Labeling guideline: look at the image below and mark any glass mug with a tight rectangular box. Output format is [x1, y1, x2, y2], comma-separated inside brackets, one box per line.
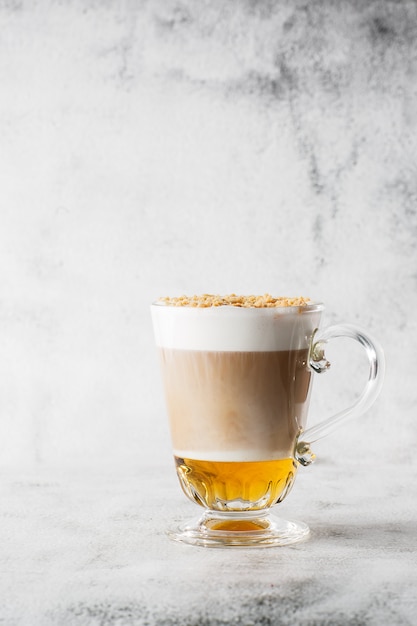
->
[151, 299, 385, 547]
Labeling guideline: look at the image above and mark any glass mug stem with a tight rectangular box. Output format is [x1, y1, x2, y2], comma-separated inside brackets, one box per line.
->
[295, 324, 385, 466]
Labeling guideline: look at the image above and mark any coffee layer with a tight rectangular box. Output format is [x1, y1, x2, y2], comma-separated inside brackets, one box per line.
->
[159, 348, 313, 461]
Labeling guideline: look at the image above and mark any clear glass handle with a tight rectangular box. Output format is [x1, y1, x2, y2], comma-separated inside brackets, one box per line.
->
[295, 324, 385, 466]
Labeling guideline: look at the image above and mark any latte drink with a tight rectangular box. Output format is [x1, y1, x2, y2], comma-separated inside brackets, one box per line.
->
[152, 295, 322, 513]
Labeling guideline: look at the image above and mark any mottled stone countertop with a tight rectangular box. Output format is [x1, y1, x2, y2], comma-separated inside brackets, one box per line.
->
[0, 1, 416, 623]
[1, 457, 416, 626]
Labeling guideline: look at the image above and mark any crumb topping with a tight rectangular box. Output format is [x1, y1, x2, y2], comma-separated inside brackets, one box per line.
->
[157, 294, 311, 308]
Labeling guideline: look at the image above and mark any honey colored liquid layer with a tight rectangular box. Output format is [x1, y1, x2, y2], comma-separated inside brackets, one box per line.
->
[174, 456, 298, 512]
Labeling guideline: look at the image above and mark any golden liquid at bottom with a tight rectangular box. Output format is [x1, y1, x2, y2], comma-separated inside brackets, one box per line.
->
[174, 456, 298, 512]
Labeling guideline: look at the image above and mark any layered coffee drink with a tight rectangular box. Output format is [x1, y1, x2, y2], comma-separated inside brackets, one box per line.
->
[152, 294, 322, 513]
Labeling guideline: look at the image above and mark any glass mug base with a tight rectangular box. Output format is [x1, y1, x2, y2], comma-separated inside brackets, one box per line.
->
[168, 510, 310, 548]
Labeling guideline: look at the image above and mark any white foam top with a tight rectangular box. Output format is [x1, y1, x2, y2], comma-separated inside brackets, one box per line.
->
[151, 303, 323, 351]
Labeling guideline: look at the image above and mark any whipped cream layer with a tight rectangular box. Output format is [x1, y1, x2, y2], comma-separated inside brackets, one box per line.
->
[151, 303, 323, 352]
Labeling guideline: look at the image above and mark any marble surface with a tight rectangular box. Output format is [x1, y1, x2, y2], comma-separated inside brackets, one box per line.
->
[0, 0, 416, 468]
[0, 1, 417, 623]
[1, 459, 416, 625]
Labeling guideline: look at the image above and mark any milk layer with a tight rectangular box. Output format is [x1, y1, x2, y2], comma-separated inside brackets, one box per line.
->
[173, 449, 295, 462]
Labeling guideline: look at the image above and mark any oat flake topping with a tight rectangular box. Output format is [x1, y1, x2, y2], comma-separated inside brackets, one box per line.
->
[158, 294, 311, 308]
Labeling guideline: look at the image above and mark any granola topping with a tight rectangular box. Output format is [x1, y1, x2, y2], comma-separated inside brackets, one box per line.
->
[158, 294, 311, 308]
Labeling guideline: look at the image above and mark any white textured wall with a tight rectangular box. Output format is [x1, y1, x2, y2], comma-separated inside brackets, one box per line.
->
[0, 0, 416, 469]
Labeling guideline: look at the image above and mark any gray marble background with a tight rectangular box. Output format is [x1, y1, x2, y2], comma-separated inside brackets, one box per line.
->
[1, 2, 417, 625]
[0, 1, 416, 471]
